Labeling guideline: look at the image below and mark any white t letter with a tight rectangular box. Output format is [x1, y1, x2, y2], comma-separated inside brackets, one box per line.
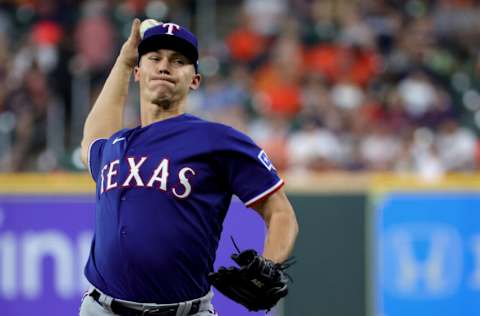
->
[162, 23, 180, 35]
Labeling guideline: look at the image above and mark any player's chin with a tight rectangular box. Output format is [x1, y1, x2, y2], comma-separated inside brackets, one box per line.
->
[151, 88, 173, 101]
[151, 94, 176, 109]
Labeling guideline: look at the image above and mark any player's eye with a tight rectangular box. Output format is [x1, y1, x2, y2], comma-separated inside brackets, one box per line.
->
[172, 58, 185, 65]
[148, 56, 160, 61]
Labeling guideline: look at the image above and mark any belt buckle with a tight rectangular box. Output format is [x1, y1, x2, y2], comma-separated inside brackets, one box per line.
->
[142, 308, 159, 316]
[141, 307, 176, 316]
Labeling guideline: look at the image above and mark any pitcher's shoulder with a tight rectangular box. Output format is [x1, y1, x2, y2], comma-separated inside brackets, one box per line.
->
[187, 116, 248, 139]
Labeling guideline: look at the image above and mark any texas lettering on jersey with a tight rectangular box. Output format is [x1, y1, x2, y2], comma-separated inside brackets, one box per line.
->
[99, 156, 195, 199]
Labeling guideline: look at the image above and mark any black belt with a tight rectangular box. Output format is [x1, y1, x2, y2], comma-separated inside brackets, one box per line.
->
[89, 289, 201, 316]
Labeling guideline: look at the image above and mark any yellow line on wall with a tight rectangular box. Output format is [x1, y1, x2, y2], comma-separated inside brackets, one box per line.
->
[0, 173, 95, 194]
[372, 172, 480, 194]
[0, 172, 479, 194]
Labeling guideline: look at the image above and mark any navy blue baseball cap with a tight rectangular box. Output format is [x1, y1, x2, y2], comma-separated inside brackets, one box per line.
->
[138, 22, 199, 72]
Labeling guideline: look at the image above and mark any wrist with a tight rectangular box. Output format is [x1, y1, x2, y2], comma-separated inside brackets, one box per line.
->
[262, 250, 287, 263]
[115, 56, 137, 70]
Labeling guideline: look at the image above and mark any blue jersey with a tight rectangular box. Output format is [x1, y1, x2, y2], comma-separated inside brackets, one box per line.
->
[85, 113, 283, 303]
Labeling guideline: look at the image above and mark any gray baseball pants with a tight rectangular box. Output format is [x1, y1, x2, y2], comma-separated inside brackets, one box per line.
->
[79, 285, 218, 316]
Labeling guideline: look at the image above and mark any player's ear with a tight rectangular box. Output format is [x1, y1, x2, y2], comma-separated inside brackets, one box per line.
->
[189, 73, 201, 90]
[134, 65, 140, 82]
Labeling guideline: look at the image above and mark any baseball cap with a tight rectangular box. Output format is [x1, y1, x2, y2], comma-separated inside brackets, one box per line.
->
[138, 21, 199, 72]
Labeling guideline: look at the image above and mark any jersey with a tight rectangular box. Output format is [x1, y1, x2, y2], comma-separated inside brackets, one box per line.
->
[84, 113, 284, 304]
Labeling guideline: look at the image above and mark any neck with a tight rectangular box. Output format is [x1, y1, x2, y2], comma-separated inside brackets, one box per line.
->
[140, 99, 186, 127]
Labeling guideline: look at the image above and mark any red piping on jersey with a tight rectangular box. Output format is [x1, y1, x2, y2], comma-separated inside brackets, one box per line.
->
[245, 179, 285, 207]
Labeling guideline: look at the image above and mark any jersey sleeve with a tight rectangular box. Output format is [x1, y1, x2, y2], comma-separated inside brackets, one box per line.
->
[87, 138, 108, 182]
[214, 126, 284, 207]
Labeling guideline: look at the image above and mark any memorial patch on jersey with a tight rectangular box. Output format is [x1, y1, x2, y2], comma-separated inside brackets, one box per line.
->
[258, 150, 275, 171]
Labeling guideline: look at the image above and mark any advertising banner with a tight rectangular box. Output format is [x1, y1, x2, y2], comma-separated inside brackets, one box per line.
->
[0, 194, 268, 316]
[375, 192, 480, 316]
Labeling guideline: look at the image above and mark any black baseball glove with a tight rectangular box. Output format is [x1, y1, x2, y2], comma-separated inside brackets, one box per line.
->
[208, 248, 294, 312]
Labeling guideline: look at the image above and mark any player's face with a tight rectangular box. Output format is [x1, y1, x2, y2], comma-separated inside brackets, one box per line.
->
[134, 49, 201, 106]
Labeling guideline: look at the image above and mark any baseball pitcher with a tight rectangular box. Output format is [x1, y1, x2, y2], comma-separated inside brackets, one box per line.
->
[78, 19, 298, 316]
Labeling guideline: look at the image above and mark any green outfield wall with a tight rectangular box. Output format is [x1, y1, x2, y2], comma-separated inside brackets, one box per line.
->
[283, 194, 367, 316]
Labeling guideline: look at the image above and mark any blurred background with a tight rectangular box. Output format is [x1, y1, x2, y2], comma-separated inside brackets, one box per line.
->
[0, 0, 479, 315]
[0, 0, 479, 174]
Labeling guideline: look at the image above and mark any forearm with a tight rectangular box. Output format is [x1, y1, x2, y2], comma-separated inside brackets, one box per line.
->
[254, 188, 299, 263]
[263, 208, 298, 263]
[80, 59, 133, 163]
[83, 59, 132, 138]
[80, 19, 141, 165]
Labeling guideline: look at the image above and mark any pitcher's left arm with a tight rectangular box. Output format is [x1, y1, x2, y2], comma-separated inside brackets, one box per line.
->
[252, 187, 299, 263]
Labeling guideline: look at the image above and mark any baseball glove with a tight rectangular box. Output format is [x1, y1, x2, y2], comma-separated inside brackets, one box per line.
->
[208, 247, 294, 312]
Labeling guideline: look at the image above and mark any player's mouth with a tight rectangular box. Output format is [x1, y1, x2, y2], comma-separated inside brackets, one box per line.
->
[151, 76, 176, 85]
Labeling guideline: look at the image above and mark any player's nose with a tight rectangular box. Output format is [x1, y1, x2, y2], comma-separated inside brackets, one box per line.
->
[155, 57, 171, 74]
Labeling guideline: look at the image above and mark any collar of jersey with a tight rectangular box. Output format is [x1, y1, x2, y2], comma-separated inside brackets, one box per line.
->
[136, 113, 192, 131]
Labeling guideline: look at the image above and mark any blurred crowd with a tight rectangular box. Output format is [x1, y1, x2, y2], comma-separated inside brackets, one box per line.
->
[0, 0, 479, 177]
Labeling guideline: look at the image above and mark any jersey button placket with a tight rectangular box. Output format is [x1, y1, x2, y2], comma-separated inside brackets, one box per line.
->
[119, 185, 127, 201]
[119, 132, 133, 203]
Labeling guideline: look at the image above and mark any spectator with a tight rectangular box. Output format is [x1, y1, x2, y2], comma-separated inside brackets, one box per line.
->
[226, 10, 268, 65]
[7, 65, 57, 171]
[287, 120, 344, 172]
[359, 123, 402, 171]
[397, 71, 438, 118]
[436, 119, 477, 171]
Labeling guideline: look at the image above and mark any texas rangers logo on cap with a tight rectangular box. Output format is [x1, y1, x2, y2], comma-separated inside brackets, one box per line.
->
[138, 19, 199, 69]
[161, 23, 180, 35]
